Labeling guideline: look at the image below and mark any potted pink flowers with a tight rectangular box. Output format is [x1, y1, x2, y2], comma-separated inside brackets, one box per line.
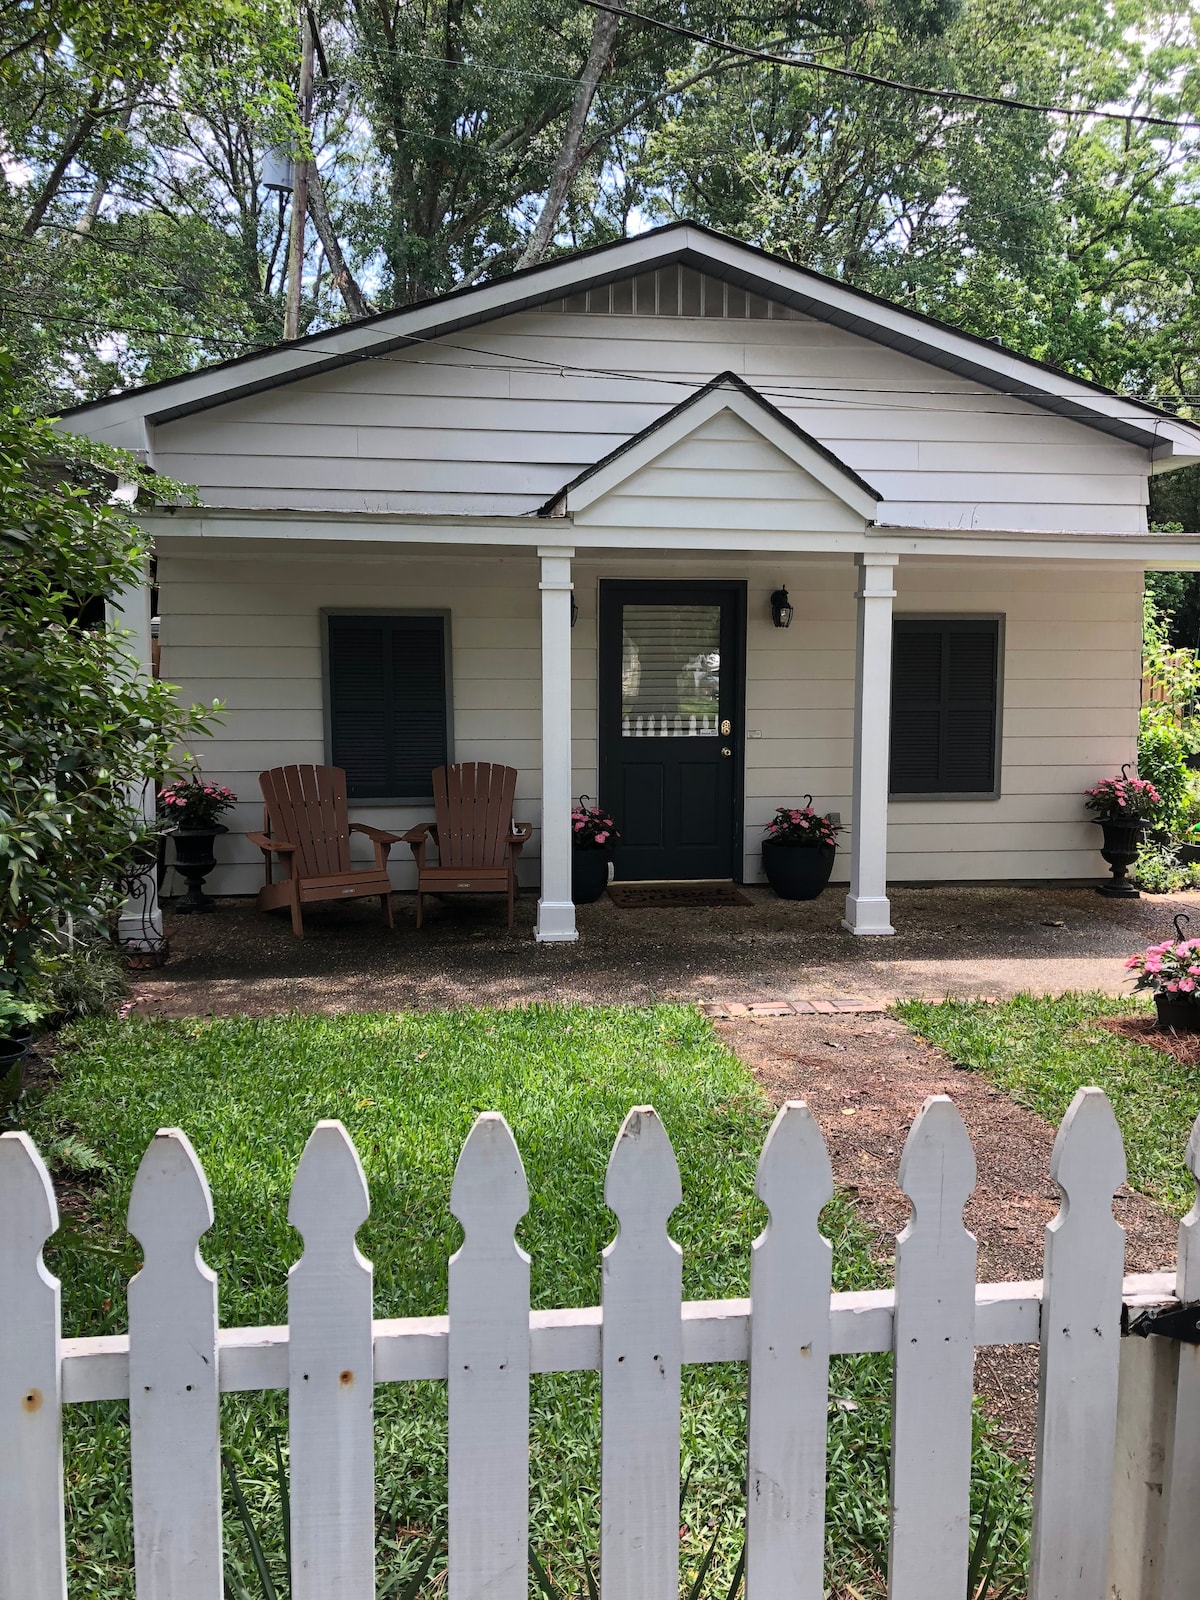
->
[1084, 765, 1161, 898]
[160, 772, 237, 913]
[1126, 916, 1200, 1031]
[571, 797, 619, 904]
[762, 799, 843, 900]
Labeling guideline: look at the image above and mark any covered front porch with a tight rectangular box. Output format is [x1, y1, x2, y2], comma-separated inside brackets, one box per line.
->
[130, 514, 1160, 950]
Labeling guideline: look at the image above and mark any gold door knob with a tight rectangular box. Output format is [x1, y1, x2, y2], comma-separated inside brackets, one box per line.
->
[721, 746, 732, 757]
[720, 719, 732, 735]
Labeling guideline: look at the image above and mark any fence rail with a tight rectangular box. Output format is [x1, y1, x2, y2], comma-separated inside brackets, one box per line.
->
[2, 1088, 1198, 1600]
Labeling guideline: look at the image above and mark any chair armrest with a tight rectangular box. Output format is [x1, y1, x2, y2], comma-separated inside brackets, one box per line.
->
[350, 823, 403, 846]
[246, 832, 296, 854]
[509, 822, 534, 843]
[402, 822, 438, 844]
[350, 822, 402, 870]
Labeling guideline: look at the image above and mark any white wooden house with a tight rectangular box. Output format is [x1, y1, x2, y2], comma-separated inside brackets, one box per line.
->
[62, 223, 1200, 941]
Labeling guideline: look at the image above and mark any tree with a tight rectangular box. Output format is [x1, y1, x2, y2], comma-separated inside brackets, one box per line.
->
[0, 355, 218, 994]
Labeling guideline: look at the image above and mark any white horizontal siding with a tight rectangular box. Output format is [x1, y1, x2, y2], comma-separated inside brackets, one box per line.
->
[149, 301, 1154, 535]
[158, 542, 1141, 897]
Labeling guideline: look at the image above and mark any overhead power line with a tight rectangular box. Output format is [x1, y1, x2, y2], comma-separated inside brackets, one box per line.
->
[578, 0, 1200, 134]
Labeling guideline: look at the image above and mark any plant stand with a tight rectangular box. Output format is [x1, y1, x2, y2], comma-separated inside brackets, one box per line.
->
[169, 825, 226, 914]
[572, 849, 611, 905]
[1094, 819, 1145, 898]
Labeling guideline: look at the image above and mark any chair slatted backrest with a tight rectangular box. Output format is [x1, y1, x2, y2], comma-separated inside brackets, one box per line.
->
[260, 765, 352, 879]
[432, 764, 518, 869]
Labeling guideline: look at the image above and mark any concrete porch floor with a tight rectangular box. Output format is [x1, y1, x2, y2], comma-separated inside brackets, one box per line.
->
[132, 883, 1200, 1017]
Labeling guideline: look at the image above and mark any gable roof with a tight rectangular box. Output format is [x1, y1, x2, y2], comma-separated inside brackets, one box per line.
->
[540, 371, 881, 519]
[57, 221, 1200, 463]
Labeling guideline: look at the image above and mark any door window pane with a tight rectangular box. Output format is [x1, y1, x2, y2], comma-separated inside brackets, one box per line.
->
[620, 604, 721, 736]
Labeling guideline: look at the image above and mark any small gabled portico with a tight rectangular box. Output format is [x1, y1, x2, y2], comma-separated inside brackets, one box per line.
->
[533, 372, 893, 942]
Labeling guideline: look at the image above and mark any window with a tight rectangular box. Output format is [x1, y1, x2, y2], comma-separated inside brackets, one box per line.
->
[890, 619, 1000, 796]
[325, 613, 450, 801]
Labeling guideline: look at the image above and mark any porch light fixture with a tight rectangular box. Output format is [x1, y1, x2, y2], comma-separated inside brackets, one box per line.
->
[770, 586, 793, 629]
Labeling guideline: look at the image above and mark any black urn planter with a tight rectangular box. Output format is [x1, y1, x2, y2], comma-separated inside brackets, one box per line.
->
[0, 1024, 31, 1116]
[572, 848, 611, 905]
[1094, 818, 1146, 898]
[1155, 992, 1200, 1032]
[762, 840, 837, 901]
[169, 824, 227, 913]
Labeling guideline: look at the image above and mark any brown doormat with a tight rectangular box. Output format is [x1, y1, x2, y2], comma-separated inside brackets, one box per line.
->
[608, 881, 752, 909]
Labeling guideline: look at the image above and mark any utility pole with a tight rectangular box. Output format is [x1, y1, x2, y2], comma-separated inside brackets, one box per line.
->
[284, 8, 315, 340]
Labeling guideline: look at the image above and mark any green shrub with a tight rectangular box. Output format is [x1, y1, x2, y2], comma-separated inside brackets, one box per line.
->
[1132, 840, 1197, 893]
[32, 937, 128, 1023]
[1137, 715, 1192, 832]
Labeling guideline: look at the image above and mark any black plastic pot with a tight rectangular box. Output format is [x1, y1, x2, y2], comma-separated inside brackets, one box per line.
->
[572, 848, 611, 905]
[168, 824, 227, 913]
[762, 840, 837, 901]
[0, 1025, 31, 1115]
[1155, 992, 1200, 1032]
[1094, 818, 1146, 898]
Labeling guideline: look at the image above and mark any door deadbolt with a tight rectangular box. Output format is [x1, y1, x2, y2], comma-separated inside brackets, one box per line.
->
[720, 719, 732, 735]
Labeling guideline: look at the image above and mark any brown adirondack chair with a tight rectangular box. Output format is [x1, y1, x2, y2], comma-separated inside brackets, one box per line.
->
[403, 763, 532, 928]
[248, 764, 402, 939]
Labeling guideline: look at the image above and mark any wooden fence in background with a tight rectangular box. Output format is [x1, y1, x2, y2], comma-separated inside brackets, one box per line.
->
[2, 1089, 1198, 1600]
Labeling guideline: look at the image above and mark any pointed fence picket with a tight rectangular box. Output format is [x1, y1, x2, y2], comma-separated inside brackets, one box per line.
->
[5, 1085, 1200, 1600]
[745, 1102, 832, 1600]
[287, 1120, 375, 1600]
[127, 1129, 222, 1600]
[448, 1113, 531, 1600]
[888, 1096, 978, 1600]
[601, 1107, 683, 1600]
[0, 1131, 66, 1600]
[1028, 1087, 1128, 1600]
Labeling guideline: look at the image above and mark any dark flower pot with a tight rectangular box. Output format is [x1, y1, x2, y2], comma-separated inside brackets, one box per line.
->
[762, 840, 837, 901]
[0, 1026, 31, 1115]
[572, 848, 611, 905]
[1155, 992, 1200, 1032]
[169, 824, 227, 914]
[1094, 818, 1146, 898]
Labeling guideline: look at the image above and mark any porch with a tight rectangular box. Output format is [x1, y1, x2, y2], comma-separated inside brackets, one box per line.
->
[129, 525, 1151, 953]
[130, 882, 1199, 1017]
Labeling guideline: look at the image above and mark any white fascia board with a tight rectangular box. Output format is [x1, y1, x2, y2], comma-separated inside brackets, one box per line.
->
[145, 508, 1200, 564]
[560, 384, 878, 521]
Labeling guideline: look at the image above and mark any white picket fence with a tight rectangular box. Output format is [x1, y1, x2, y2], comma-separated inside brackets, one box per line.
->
[2, 1088, 1198, 1600]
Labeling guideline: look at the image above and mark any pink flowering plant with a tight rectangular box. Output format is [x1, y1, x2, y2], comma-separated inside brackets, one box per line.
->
[1084, 772, 1161, 823]
[158, 773, 237, 830]
[1126, 936, 1200, 1002]
[763, 800, 842, 849]
[571, 797, 620, 852]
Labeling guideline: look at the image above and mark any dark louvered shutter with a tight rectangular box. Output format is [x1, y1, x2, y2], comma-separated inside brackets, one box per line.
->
[890, 620, 999, 794]
[328, 615, 448, 799]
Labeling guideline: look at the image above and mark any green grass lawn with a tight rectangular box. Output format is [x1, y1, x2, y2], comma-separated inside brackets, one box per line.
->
[896, 992, 1200, 1217]
[19, 1004, 1028, 1598]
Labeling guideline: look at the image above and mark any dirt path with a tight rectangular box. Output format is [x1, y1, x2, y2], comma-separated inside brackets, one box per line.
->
[725, 1011, 1178, 1456]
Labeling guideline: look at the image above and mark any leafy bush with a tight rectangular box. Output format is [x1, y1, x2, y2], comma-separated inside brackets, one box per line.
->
[32, 937, 128, 1023]
[1132, 840, 1199, 894]
[1137, 718, 1193, 833]
[0, 365, 218, 994]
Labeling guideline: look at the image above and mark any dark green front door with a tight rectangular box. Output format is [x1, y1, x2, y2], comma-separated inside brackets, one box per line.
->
[599, 582, 744, 881]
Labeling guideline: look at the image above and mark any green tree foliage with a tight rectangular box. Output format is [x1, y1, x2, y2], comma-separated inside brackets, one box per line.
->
[0, 360, 218, 993]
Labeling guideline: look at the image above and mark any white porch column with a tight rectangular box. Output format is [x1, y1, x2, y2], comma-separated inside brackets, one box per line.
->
[842, 551, 898, 936]
[107, 568, 164, 951]
[535, 546, 578, 943]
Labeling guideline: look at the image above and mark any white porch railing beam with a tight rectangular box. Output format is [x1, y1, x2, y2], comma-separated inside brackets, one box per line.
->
[842, 551, 897, 937]
[536, 547, 578, 943]
[107, 566, 164, 952]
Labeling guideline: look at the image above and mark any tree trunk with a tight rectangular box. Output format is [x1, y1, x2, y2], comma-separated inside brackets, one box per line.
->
[517, 0, 623, 269]
[22, 89, 103, 237]
[306, 163, 373, 319]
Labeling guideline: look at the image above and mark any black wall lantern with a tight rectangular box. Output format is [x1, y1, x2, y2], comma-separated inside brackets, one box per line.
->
[770, 586, 793, 629]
